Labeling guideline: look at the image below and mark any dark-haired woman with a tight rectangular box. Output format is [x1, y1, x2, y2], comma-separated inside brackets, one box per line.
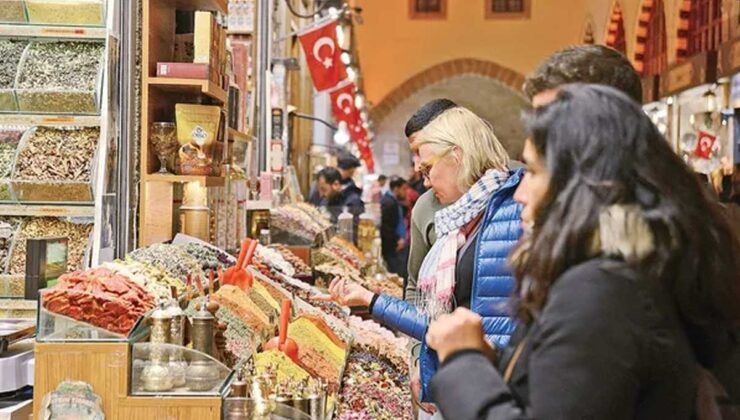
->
[425, 84, 740, 420]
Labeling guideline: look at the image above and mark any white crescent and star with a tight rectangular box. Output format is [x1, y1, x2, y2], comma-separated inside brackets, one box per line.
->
[313, 37, 336, 69]
[336, 93, 353, 114]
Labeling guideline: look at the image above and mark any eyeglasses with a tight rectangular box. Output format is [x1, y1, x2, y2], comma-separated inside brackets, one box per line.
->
[418, 149, 450, 180]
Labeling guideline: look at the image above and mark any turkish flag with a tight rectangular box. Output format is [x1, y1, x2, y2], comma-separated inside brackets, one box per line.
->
[330, 83, 359, 125]
[694, 131, 717, 159]
[349, 120, 368, 143]
[298, 19, 347, 92]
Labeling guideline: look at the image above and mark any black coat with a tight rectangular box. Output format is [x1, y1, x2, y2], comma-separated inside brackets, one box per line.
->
[380, 192, 401, 257]
[431, 258, 740, 420]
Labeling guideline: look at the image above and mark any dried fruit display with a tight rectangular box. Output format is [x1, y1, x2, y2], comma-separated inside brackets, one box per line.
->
[0, 40, 27, 111]
[348, 316, 409, 368]
[337, 348, 412, 420]
[268, 244, 310, 277]
[101, 259, 184, 304]
[0, 1, 27, 23]
[328, 237, 367, 269]
[42, 267, 155, 335]
[16, 41, 104, 113]
[9, 217, 92, 275]
[292, 202, 332, 230]
[25, 0, 105, 26]
[128, 243, 203, 282]
[178, 242, 234, 271]
[254, 244, 294, 277]
[271, 205, 325, 243]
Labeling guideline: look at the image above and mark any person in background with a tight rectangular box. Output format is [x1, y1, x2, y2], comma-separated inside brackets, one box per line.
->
[426, 84, 740, 420]
[308, 169, 324, 206]
[370, 174, 388, 204]
[337, 153, 363, 189]
[381, 176, 410, 279]
[317, 106, 523, 410]
[316, 167, 364, 228]
[405, 99, 459, 302]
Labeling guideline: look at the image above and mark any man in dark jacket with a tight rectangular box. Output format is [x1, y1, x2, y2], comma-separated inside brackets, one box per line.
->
[316, 166, 364, 242]
[381, 177, 409, 279]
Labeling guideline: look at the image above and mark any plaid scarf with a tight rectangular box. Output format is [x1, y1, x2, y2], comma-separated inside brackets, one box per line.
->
[417, 169, 510, 319]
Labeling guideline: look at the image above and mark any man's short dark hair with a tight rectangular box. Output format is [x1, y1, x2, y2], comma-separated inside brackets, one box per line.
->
[523, 45, 643, 103]
[378, 175, 388, 182]
[404, 98, 458, 138]
[318, 167, 342, 184]
[389, 176, 407, 190]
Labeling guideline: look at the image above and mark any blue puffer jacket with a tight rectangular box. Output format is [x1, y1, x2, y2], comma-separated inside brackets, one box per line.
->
[371, 169, 523, 402]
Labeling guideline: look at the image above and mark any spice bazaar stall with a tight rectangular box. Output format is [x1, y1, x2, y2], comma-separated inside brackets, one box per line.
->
[31, 236, 412, 419]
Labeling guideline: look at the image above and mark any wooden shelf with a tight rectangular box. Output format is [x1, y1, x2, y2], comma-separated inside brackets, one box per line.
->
[0, 23, 107, 39]
[145, 173, 225, 187]
[175, 0, 228, 13]
[147, 77, 227, 103]
[0, 114, 100, 126]
[0, 203, 95, 217]
[227, 127, 251, 143]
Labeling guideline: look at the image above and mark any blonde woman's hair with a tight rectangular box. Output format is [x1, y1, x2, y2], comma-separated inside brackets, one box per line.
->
[415, 107, 509, 189]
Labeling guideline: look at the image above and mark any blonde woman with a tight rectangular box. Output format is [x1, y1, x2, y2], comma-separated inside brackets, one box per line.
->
[316, 106, 524, 404]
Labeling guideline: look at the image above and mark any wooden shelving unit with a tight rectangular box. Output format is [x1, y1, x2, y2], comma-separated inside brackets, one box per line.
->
[139, 0, 232, 247]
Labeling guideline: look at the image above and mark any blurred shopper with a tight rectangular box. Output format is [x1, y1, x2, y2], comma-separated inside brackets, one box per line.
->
[316, 167, 364, 227]
[317, 106, 523, 405]
[426, 84, 740, 420]
[370, 174, 388, 204]
[381, 176, 410, 279]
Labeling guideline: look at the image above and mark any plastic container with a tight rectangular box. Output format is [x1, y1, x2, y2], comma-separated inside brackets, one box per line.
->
[337, 207, 353, 243]
[25, 0, 106, 26]
[0, 1, 27, 23]
[14, 40, 104, 114]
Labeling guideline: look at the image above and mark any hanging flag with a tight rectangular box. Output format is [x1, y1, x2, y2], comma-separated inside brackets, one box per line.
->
[694, 131, 717, 159]
[349, 120, 368, 143]
[330, 82, 359, 125]
[298, 19, 347, 92]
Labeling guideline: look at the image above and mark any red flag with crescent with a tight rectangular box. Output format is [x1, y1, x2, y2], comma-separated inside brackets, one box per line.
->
[298, 19, 347, 92]
[694, 131, 717, 159]
[330, 82, 359, 125]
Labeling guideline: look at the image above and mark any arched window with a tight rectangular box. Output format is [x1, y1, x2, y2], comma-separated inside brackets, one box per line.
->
[606, 3, 627, 55]
[687, 0, 722, 55]
[636, 0, 668, 76]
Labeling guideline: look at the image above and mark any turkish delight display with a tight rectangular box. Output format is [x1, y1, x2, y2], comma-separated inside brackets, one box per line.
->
[271, 205, 326, 243]
[25, 0, 106, 26]
[9, 217, 92, 275]
[268, 244, 311, 277]
[0, 1, 27, 23]
[0, 40, 27, 111]
[292, 202, 332, 230]
[16, 41, 104, 113]
[12, 126, 99, 202]
[128, 243, 203, 282]
[102, 259, 184, 305]
[41, 268, 155, 335]
[327, 237, 367, 269]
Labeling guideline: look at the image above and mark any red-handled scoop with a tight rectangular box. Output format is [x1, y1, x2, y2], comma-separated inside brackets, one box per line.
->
[264, 299, 299, 363]
[223, 239, 257, 290]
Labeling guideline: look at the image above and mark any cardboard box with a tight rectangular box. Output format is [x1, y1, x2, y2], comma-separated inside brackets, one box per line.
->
[156, 62, 210, 79]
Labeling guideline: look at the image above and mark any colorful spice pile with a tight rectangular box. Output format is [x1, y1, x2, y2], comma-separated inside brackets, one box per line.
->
[217, 305, 257, 366]
[287, 316, 347, 391]
[255, 350, 310, 385]
[337, 349, 412, 420]
[42, 268, 155, 335]
[212, 285, 273, 338]
[102, 259, 184, 304]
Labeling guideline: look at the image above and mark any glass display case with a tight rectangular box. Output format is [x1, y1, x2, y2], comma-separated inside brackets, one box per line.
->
[130, 343, 233, 396]
[35, 304, 148, 342]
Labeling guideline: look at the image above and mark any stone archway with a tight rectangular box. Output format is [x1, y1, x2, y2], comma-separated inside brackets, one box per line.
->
[369, 59, 530, 177]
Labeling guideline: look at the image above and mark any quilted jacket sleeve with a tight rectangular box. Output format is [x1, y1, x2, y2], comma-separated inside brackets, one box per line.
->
[371, 293, 429, 341]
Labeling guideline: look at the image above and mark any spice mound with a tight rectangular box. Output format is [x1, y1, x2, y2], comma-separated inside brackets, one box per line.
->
[287, 316, 346, 391]
[129, 243, 203, 282]
[255, 350, 310, 385]
[42, 267, 155, 335]
[212, 285, 273, 339]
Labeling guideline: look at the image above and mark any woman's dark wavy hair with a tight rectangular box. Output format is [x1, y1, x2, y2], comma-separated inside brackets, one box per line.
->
[514, 83, 740, 334]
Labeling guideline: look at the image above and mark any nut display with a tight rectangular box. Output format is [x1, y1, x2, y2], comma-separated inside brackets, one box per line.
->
[9, 217, 92, 275]
[25, 0, 105, 26]
[179, 242, 234, 271]
[42, 267, 155, 335]
[0, 40, 27, 111]
[102, 259, 184, 305]
[16, 41, 104, 113]
[0, 1, 27, 23]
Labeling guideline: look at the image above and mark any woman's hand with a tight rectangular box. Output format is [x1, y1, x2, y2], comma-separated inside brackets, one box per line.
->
[312, 277, 374, 307]
[426, 307, 489, 363]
